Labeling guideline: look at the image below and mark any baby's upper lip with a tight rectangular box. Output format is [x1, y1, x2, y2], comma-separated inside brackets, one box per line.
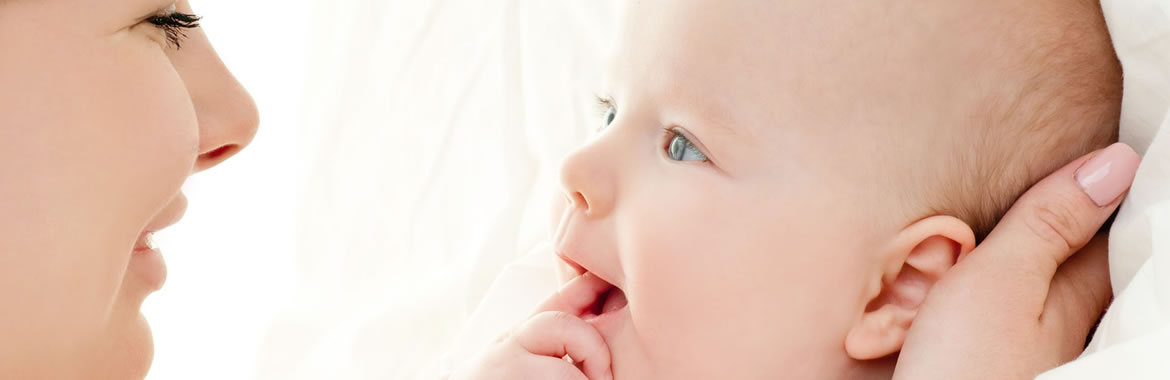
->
[555, 248, 622, 293]
[553, 209, 624, 292]
[556, 249, 589, 277]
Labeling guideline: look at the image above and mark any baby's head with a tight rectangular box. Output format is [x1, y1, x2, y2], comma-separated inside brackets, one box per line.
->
[550, 0, 1119, 379]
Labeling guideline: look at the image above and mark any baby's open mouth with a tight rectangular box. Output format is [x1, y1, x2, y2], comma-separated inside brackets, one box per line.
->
[583, 284, 628, 319]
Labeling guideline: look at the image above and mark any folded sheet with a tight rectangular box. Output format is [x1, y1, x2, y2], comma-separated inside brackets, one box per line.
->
[1039, 0, 1170, 378]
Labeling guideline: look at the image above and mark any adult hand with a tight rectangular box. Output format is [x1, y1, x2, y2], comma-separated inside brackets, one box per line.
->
[894, 143, 1141, 380]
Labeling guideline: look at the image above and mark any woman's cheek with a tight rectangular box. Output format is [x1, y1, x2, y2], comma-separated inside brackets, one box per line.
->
[102, 40, 201, 190]
[9, 37, 197, 342]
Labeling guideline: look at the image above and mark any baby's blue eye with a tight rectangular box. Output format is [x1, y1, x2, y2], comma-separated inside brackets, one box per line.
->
[602, 105, 617, 129]
[667, 132, 708, 162]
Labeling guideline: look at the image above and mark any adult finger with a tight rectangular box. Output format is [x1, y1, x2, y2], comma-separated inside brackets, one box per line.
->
[1044, 233, 1112, 360]
[971, 143, 1138, 313]
[512, 311, 612, 380]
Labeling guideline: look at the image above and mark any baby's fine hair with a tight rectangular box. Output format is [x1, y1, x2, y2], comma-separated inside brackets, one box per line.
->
[932, 0, 1122, 241]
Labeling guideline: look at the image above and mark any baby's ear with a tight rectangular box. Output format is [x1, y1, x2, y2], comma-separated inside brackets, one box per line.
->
[844, 215, 975, 360]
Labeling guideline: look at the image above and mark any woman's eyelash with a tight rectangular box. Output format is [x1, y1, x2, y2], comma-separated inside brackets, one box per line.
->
[147, 12, 201, 49]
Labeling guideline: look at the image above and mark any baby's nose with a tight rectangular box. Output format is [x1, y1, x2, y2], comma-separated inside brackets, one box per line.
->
[558, 140, 616, 218]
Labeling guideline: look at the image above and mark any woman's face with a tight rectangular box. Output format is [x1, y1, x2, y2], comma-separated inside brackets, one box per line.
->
[0, 0, 257, 378]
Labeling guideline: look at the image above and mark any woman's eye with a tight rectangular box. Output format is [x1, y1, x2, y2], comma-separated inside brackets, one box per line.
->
[666, 132, 708, 162]
[147, 7, 201, 49]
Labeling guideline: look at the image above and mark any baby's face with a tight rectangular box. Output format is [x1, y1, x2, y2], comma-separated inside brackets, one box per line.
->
[552, 0, 1013, 378]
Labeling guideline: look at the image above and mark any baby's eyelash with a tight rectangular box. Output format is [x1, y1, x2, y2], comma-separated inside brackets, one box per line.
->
[594, 95, 615, 115]
[148, 12, 201, 49]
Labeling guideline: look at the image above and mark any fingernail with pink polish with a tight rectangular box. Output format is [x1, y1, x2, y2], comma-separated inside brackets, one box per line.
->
[1075, 143, 1141, 207]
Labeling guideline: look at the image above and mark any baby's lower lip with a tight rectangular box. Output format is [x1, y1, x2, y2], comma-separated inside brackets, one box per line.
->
[583, 287, 629, 324]
[600, 288, 628, 314]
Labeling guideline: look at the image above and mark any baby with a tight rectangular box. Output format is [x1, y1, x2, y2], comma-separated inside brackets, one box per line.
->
[451, 0, 1121, 379]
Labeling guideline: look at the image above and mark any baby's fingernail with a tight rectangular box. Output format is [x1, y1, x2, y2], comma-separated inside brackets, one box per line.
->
[1075, 142, 1141, 207]
[605, 368, 614, 380]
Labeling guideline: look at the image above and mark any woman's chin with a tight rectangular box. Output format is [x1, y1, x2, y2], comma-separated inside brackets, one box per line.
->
[89, 311, 155, 380]
[126, 312, 156, 379]
[122, 313, 156, 380]
[99, 266, 160, 379]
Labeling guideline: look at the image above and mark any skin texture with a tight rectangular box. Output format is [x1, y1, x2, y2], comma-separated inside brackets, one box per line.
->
[0, 0, 257, 378]
[895, 144, 1139, 379]
[450, 273, 615, 380]
[543, 0, 994, 378]
[522, 0, 1120, 379]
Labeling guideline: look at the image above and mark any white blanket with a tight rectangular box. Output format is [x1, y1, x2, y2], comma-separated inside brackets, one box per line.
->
[1039, 0, 1170, 378]
[266, 2, 617, 380]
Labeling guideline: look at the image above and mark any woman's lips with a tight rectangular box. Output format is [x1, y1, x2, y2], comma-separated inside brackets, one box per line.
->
[129, 230, 167, 290]
[132, 231, 157, 254]
[128, 194, 185, 291]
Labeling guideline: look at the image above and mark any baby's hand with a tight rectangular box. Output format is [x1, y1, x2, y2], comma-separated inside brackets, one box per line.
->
[448, 273, 614, 380]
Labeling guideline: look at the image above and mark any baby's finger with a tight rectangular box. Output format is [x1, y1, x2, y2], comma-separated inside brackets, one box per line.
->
[513, 311, 612, 380]
[972, 143, 1138, 314]
[521, 355, 591, 380]
[532, 271, 612, 316]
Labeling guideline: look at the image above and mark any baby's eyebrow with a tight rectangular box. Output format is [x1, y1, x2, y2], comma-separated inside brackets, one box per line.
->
[703, 118, 743, 139]
[671, 105, 754, 171]
[661, 82, 749, 137]
[679, 100, 748, 142]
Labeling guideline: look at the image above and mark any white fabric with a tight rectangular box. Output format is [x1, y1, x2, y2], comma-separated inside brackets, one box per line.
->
[432, 243, 562, 378]
[264, 2, 615, 380]
[1039, 0, 1170, 378]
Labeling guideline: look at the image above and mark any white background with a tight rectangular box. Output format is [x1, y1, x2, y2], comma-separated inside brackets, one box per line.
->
[140, 1, 614, 379]
[142, 0, 308, 379]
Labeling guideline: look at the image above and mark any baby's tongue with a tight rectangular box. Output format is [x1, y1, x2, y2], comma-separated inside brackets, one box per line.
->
[601, 288, 628, 314]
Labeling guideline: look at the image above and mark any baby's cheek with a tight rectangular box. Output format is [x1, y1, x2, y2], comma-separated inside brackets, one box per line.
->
[621, 215, 736, 357]
[618, 185, 833, 374]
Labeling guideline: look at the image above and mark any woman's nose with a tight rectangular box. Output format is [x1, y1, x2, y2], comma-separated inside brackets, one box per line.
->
[191, 77, 259, 173]
[169, 13, 260, 174]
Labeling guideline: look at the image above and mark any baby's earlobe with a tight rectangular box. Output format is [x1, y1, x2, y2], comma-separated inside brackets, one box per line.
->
[844, 215, 975, 360]
[844, 303, 914, 360]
